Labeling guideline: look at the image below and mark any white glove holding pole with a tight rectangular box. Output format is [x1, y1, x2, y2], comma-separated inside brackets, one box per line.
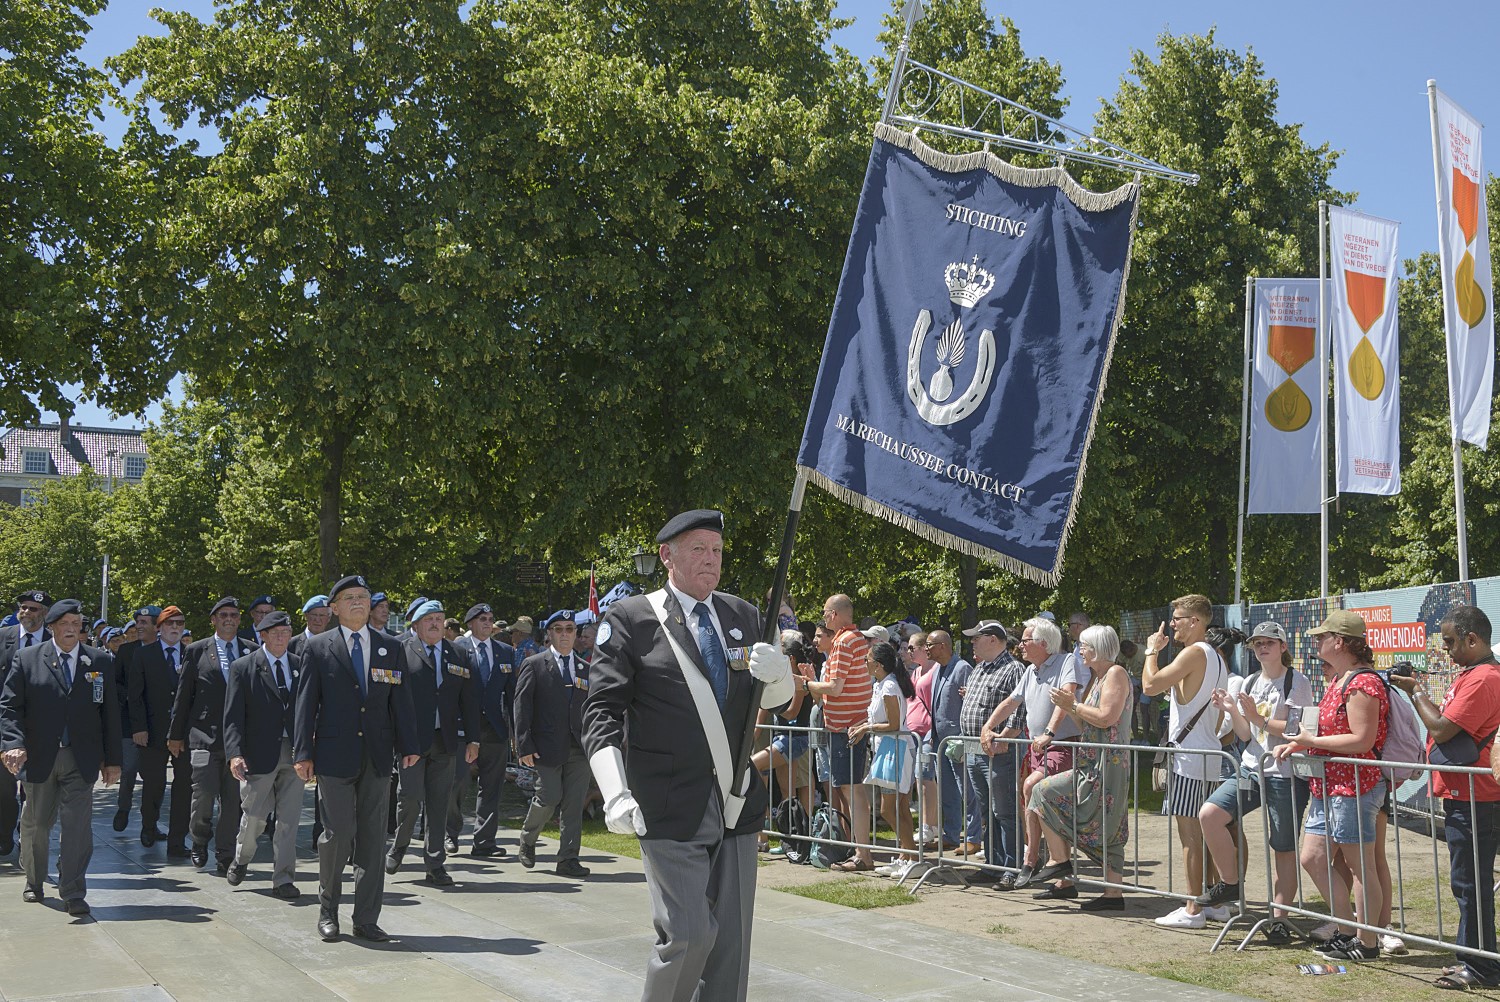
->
[749, 641, 795, 708]
[588, 746, 647, 836]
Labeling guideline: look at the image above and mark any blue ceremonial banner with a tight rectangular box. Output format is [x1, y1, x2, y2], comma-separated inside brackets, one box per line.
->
[797, 125, 1140, 585]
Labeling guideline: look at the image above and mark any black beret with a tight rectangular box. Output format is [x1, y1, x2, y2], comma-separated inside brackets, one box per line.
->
[543, 609, 576, 629]
[44, 599, 81, 625]
[655, 508, 725, 544]
[209, 596, 241, 616]
[248, 595, 276, 610]
[15, 591, 52, 608]
[258, 611, 292, 631]
[464, 603, 493, 625]
[330, 575, 370, 600]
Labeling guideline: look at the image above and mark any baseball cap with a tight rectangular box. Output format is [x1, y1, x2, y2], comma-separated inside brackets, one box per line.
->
[1307, 610, 1366, 639]
[1249, 621, 1287, 643]
[961, 620, 1008, 641]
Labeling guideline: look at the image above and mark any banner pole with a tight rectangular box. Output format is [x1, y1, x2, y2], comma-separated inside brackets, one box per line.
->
[730, 468, 810, 804]
[1429, 79, 1472, 582]
[1235, 276, 1253, 605]
[1318, 200, 1330, 598]
[880, 0, 924, 125]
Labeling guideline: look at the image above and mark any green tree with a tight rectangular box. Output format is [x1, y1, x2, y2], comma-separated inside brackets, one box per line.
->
[0, 472, 119, 617]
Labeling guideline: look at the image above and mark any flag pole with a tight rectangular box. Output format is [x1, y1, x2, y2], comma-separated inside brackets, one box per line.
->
[1318, 199, 1330, 598]
[1235, 276, 1253, 606]
[1429, 79, 1472, 582]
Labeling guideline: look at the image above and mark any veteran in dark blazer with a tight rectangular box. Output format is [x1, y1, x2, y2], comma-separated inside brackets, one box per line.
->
[293, 575, 420, 943]
[224, 611, 304, 897]
[583, 510, 794, 1002]
[288, 594, 331, 658]
[449, 603, 515, 856]
[0, 589, 51, 857]
[386, 600, 479, 885]
[0, 599, 123, 915]
[169, 596, 256, 874]
[111, 604, 159, 834]
[127, 605, 192, 854]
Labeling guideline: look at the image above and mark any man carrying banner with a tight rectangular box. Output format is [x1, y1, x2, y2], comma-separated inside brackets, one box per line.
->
[584, 509, 795, 1002]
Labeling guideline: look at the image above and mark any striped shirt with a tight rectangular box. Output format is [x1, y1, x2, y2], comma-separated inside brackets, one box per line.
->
[821, 626, 873, 733]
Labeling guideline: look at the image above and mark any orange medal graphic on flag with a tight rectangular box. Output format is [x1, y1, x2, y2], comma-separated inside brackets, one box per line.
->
[1452, 169, 1487, 328]
[1264, 324, 1315, 431]
[1343, 271, 1388, 400]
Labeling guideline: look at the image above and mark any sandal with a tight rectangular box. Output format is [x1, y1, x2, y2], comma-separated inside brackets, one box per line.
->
[1436, 967, 1500, 991]
[831, 859, 874, 872]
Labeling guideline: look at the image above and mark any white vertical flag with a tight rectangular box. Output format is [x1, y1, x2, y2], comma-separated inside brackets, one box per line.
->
[1433, 88, 1494, 448]
[1330, 206, 1401, 495]
[1248, 279, 1322, 513]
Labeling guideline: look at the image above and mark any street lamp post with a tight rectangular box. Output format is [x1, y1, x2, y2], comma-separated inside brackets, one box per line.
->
[101, 448, 118, 622]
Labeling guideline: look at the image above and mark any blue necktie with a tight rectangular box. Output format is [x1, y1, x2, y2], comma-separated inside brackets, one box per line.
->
[352, 631, 366, 697]
[693, 603, 728, 710]
[478, 643, 491, 684]
[167, 646, 178, 684]
[59, 652, 72, 747]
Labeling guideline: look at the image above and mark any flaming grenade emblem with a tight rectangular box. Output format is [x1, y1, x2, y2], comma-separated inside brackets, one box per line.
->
[907, 257, 998, 426]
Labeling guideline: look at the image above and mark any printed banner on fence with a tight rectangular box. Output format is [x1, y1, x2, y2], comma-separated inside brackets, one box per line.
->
[1433, 88, 1494, 448]
[1249, 278, 1322, 513]
[1330, 206, 1401, 495]
[796, 125, 1140, 585]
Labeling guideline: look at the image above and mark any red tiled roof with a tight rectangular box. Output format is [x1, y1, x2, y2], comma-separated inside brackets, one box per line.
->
[0, 424, 147, 476]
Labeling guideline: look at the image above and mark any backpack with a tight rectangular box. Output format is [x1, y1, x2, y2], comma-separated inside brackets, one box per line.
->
[773, 797, 813, 865]
[808, 805, 854, 869]
[1342, 669, 1424, 784]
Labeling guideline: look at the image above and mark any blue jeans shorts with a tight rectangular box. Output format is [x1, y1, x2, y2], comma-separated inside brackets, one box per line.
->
[771, 731, 809, 761]
[1206, 765, 1298, 853]
[1304, 782, 1386, 844]
[828, 730, 868, 788]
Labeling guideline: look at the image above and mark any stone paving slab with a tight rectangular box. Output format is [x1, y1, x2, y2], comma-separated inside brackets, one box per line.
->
[0, 787, 1260, 1002]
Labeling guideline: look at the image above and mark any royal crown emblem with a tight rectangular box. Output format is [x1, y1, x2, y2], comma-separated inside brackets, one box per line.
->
[945, 256, 995, 309]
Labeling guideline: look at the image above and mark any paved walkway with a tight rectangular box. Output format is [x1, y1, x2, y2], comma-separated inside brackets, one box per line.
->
[0, 789, 1256, 1002]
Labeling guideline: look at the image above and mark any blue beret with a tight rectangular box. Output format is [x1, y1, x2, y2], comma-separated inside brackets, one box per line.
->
[258, 611, 292, 631]
[210, 596, 241, 616]
[370, 592, 388, 606]
[135, 605, 162, 619]
[330, 575, 370, 600]
[655, 509, 724, 543]
[404, 596, 430, 622]
[410, 599, 445, 622]
[93, 618, 109, 630]
[463, 603, 492, 625]
[301, 594, 329, 613]
[0, 614, 16, 628]
[44, 599, 82, 625]
[543, 609, 576, 630]
[15, 591, 52, 608]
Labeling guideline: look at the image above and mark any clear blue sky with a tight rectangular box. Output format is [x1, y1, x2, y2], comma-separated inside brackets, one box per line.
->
[68, 0, 1499, 426]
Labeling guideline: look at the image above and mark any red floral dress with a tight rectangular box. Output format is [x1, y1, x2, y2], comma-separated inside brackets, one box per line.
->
[1309, 670, 1389, 799]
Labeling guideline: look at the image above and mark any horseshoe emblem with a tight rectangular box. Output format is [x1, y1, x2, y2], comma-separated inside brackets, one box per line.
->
[907, 309, 996, 426]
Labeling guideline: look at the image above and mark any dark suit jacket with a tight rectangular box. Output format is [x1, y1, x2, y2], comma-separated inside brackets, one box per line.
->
[583, 589, 767, 841]
[452, 635, 515, 742]
[0, 641, 122, 784]
[170, 635, 257, 753]
[127, 642, 187, 747]
[398, 634, 481, 757]
[224, 648, 300, 775]
[0, 625, 50, 693]
[292, 626, 419, 778]
[515, 648, 588, 767]
[287, 630, 321, 658]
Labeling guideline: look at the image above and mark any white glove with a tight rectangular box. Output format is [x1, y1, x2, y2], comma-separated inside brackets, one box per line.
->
[588, 746, 647, 836]
[749, 641, 796, 709]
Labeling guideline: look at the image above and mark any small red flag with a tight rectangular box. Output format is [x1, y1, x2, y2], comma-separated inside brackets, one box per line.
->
[587, 566, 600, 617]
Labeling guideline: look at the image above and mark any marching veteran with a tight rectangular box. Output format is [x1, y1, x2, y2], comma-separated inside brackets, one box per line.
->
[0, 599, 122, 914]
[584, 509, 795, 1002]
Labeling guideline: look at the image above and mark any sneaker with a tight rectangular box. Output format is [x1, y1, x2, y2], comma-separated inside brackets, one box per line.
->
[1154, 906, 1206, 930]
[1315, 933, 1358, 957]
[874, 861, 902, 876]
[1263, 919, 1295, 945]
[1320, 938, 1380, 962]
[1380, 929, 1408, 956]
[1202, 904, 1233, 923]
[889, 860, 915, 879]
[1309, 921, 1341, 944]
[1194, 881, 1240, 907]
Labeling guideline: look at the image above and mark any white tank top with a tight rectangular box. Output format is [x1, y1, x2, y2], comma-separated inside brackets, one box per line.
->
[1168, 641, 1227, 779]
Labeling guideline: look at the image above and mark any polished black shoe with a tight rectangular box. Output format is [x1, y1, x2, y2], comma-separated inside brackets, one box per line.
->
[190, 845, 209, 868]
[112, 808, 129, 832]
[1032, 884, 1079, 900]
[384, 852, 402, 875]
[166, 844, 192, 860]
[426, 867, 455, 887]
[518, 842, 536, 869]
[140, 827, 163, 848]
[214, 861, 230, 878]
[443, 836, 459, 855]
[1080, 894, 1125, 912]
[66, 897, 91, 916]
[22, 884, 43, 903]
[227, 864, 247, 886]
[273, 883, 301, 900]
[471, 845, 505, 858]
[1013, 862, 1035, 888]
[352, 923, 390, 942]
[555, 859, 591, 879]
[1031, 859, 1073, 885]
[318, 916, 340, 942]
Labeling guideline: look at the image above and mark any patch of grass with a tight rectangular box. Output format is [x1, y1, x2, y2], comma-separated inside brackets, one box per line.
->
[502, 816, 643, 859]
[777, 878, 918, 910]
[986, 922, 1016, 936]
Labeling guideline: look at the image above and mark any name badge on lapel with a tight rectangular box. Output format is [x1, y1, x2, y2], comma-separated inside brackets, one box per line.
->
[89, 672, 104, 703]
[447, 664, 470, 679]
[726, 647, 752, 671]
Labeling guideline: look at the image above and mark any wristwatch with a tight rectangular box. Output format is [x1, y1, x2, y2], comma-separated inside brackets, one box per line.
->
[1042, 727, 1056, 738]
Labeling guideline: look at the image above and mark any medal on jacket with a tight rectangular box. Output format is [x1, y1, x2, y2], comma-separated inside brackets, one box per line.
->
[90, 672, 104, 703]
[726, 647, 751, 671]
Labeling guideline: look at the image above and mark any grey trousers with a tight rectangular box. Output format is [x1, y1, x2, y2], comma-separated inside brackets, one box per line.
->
[451, 736, 507, 846]
[234, 738, 305, 886]
[189, 749, 242, 864]
[520, 744, 588, 861]
[637, 794, 756, 1002]
[21, 746, 94, 901]
[317, 756, 390, 926]
[392, 738, 455, 869]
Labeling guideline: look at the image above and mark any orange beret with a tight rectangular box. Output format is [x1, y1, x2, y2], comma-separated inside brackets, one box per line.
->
[156, 605, 184, 626]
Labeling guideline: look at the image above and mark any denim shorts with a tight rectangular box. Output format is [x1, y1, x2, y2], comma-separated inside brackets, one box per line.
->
[770, 731, 809, 761]
[1304, 782, 1386, 844]
[1206, 766, 1298, 853]
[828, 730, 868, 788]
